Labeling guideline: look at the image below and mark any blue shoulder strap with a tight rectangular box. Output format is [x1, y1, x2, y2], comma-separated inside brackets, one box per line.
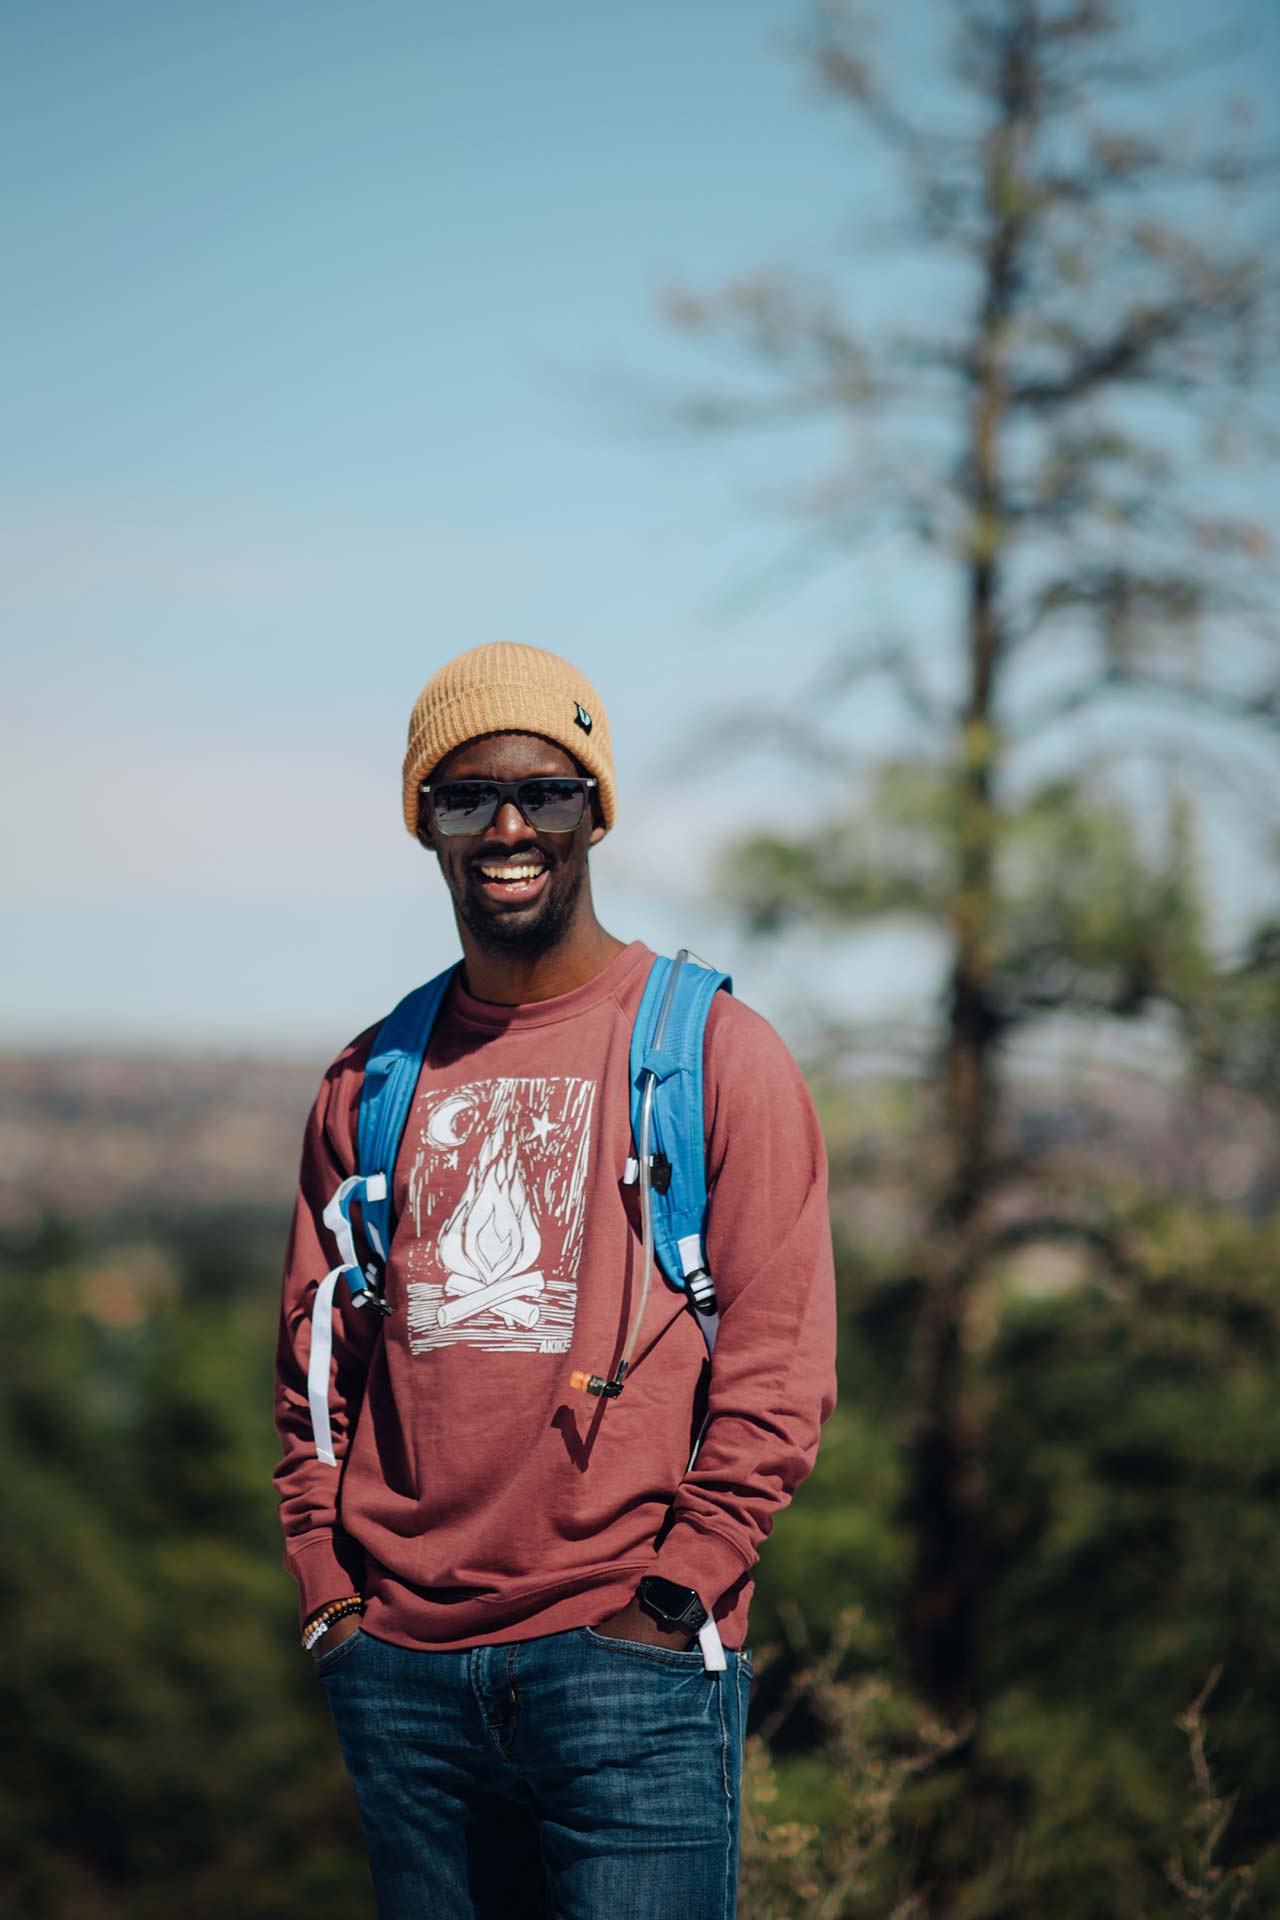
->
[351, 950, 729, 1293]
[356, 962, 461, 1268]
[629, 952, 732, 1293]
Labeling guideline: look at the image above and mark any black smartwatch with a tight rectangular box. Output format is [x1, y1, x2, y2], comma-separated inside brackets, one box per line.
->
[635, 1576, 708, 1638]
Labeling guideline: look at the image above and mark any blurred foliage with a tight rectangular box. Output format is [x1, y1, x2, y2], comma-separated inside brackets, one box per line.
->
[3, 1175, 1278, 1916]
[0, 1217, 373, 1920]
[741, 1191, 1280, 1918]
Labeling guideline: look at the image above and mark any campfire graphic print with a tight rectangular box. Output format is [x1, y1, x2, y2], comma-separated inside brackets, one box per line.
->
[403, 1076, 596, 1355]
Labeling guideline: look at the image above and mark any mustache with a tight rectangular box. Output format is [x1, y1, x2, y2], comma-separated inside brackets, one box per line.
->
[467, 850, 555, 875]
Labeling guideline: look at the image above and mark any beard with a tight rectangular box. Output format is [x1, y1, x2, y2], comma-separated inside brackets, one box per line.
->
[456, 855, 588, 957]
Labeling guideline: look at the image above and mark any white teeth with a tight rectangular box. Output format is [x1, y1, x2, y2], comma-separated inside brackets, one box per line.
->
[480, 864, 545, 881]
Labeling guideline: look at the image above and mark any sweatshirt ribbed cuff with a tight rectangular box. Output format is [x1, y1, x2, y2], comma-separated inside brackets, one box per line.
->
[286, 1530, 364, 1629]
[649, 1521, 755, 1617]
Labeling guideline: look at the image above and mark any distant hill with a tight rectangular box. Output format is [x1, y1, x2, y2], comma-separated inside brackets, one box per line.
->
[0, 1051, 320, 1231]
[1, 1047, 1274, 1237]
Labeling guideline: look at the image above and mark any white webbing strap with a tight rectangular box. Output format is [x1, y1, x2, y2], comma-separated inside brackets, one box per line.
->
[699, 1617, 727, 1671]
[687, 1407, 715, 1473]
[309, 1172, 390, 1465]
[678, 1233, 718, 1355]
[322, 1172, 388, 1273]
[686, 1225, 726, 1673]
[307, 1267, 344, 1467]
[676, 1233, 705, 1276]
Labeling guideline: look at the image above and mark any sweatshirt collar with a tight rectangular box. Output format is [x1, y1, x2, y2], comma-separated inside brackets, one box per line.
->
[448, 939, 652, 1031]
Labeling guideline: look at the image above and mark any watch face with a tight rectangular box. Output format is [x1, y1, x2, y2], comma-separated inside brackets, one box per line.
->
[639, 1577, 706, 1630]
[646, 1578, 696, 1613]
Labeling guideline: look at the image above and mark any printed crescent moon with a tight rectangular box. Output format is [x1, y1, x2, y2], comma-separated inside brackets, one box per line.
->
[425, 1095, 477, 1150]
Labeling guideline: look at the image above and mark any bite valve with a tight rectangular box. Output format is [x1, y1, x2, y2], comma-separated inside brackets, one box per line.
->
[570, 1361, 628, 1399]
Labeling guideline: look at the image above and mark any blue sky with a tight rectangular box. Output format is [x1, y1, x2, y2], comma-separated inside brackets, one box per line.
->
[3, 0, 1277, 1060]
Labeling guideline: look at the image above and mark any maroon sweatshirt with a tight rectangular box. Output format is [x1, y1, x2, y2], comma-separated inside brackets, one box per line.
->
[273, 940, 837, 1651]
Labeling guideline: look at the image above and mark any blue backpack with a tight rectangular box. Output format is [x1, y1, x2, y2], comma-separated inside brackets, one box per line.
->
[309, 951, 731, 1460]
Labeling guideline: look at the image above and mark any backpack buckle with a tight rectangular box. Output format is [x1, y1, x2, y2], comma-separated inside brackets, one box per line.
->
[622, 1153, 671, 1193]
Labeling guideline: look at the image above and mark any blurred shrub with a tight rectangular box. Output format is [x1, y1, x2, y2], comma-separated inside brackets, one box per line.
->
[3, 1189, 1278, 1917]
[0, 1216, 372, 1920]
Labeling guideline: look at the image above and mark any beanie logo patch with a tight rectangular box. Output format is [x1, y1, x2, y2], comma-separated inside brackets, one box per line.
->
[573, 702, 593, 734]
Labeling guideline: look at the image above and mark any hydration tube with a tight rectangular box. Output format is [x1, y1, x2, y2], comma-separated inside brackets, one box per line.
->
[571, 948, 689, 1401]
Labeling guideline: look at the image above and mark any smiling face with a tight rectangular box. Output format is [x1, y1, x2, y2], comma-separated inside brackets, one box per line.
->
[417, 731, 606, 957]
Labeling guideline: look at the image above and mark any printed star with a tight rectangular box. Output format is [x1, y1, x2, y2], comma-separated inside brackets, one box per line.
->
[527, 1113, 556, 1145]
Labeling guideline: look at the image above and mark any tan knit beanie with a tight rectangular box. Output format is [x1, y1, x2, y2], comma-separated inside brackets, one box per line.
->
[401, 643, 616, 837]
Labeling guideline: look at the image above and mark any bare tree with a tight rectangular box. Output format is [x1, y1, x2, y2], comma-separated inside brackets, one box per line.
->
[660, 0, 1280, 1716]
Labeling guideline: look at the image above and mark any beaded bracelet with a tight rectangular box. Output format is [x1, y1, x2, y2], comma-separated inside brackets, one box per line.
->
[302, 1594, 364, 1652]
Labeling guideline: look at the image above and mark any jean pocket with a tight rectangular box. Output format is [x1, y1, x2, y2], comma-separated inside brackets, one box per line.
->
[581, 1625, 706, 1664]
[313, 1627, 365, 1676]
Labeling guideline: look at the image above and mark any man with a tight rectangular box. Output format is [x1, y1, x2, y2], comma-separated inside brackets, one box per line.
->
[273, 642, 837, 1919]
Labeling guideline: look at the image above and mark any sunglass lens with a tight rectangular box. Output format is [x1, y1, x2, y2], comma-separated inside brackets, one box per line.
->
[432, 782, 499, 833]
[519, 780, 586, 830]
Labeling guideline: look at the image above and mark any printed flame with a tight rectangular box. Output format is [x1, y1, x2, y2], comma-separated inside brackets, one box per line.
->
[438, 1143, 541, 1286]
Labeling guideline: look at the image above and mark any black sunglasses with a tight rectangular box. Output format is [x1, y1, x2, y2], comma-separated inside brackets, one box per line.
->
[421, 776, 598, 836]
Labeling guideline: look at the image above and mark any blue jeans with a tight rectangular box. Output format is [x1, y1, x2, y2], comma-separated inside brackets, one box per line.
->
[316, 1623, 752, 1919]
